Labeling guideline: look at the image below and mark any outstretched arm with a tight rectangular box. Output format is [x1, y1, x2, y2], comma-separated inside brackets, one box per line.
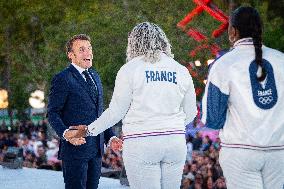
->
[88, 66, 132, 136]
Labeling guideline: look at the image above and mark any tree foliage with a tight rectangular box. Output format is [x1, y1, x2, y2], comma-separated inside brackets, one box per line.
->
[0, 0, 283, 117]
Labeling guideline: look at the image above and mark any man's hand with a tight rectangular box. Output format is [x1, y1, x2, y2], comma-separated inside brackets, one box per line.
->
[109, 137, 123, 152]
[68, 125, 88, 138]
[68, 137, 86, 146]
[64, 129, 82, 140]
[64, 126, 88, 146]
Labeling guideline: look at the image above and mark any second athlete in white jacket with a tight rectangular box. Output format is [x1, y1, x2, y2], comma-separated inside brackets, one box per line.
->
[84, 22, 196, 189]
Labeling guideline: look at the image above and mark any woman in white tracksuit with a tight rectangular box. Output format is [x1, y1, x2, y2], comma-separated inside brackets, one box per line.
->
[85, 22, 197, 189]
[201, 7, 284, 189]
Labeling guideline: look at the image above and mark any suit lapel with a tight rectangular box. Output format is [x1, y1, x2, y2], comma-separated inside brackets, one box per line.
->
[89, 68, 105, 149]
[68, 64, 98, 105]
[89, 68, 103, 115]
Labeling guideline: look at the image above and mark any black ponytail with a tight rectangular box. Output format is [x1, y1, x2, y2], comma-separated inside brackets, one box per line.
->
[252, 32, 266, 81]
[231, 7, 266, 81]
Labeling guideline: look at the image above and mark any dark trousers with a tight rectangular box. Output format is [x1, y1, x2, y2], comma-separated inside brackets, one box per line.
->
[62, 156, 102, 189]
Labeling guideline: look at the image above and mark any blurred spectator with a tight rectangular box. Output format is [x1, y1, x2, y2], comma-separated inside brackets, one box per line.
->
[181, 172, 194, 189]
[182, 129, 227, 189]
[205, 176, 214, 189]
[46, 138, 59, 160]
[0, 131, 5, 151]
[213, 177, 227, 189]
[192, 132, 203, 151]
[189, 173, 203, 189]
[200, 135, 212, 151]
[23, 150, 36, 168]
[35, 145, 47, 167]
[0, 121, 6, 131]
[186, 136, 193, 162]
[102, 147, 122, 171]
[212, 137, 221, 150]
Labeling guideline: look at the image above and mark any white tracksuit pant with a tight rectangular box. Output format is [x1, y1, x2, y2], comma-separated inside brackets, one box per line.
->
[219, 147, 284, 189]
[122, 134, 187, 189]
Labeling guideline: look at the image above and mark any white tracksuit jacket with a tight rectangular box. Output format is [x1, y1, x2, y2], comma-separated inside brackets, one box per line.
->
[201, 38, 284, 150]
[88, 53, 197, 139]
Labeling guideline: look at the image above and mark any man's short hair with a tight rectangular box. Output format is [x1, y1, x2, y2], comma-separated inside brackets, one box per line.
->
[65, 34, 91, 55]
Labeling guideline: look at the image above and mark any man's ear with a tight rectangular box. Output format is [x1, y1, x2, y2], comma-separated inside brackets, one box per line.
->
[67, 52, 73, 60]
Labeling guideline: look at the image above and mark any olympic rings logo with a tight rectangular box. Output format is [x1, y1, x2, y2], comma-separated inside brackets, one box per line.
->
[258, 96, 273, 105]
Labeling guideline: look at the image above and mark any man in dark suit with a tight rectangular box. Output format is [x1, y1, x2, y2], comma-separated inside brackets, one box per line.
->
[47, 34, 117, 189]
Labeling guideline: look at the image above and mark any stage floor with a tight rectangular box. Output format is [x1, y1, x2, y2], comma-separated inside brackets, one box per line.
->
[0, 166, 129, 189]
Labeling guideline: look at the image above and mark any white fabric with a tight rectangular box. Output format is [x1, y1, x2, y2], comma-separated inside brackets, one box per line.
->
[88, 53, 197, 137]
[122, 135, 187, 189]
[219, 147, 284, 189]
[186, 142, 193, 162]
[202, 38, 284, 150]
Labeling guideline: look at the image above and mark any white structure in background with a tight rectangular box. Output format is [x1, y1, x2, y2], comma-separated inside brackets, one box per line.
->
[29, 90, 45, 115]
[29, 90, 45, 109]
[194, 60, 201, 67]
[207, 59, 214, 65]
[0, 89, 8, 109]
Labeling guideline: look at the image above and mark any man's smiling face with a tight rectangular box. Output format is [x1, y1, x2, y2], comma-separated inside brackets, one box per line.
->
[68, 39, 93, 69]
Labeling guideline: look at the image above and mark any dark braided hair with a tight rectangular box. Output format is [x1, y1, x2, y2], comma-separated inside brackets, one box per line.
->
[230, 7, 266, 81]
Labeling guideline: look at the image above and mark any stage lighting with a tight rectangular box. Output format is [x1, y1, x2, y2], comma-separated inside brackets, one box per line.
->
[207, 59, 214, 65]
[0, 89, 8, 109]
[29, 90, 45, 109]
[194, 60, 201, 67]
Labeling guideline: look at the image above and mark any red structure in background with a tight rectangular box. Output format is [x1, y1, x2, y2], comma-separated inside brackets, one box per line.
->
[177, 0, 229, 105]
[177, 0, 228, 58]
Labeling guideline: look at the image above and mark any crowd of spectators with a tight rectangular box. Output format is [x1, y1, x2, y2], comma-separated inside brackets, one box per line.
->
[0, 119, 226, 188]
[0, 119, 123, 172]
[181, 131, 227, 189]
[0, 120, 61, 170]
[102, 143, 123, 171]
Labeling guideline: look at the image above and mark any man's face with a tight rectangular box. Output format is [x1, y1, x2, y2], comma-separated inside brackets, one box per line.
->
[68, 40, 93, 69]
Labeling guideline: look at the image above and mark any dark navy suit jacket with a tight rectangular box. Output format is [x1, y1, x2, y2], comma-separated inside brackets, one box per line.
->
[47, 64, 114, 161]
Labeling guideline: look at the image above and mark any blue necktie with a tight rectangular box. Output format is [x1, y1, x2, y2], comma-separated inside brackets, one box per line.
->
[82, 70, 98, 101]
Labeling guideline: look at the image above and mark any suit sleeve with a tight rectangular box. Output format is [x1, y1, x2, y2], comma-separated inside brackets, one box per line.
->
[47, 74, 69, 138]
[88, 66, 132, 136]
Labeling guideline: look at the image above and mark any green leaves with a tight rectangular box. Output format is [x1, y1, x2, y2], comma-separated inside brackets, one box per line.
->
[0, 0, 283, 114]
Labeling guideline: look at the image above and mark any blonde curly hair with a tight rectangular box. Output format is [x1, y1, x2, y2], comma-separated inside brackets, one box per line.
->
[126, 22, 174, 63]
